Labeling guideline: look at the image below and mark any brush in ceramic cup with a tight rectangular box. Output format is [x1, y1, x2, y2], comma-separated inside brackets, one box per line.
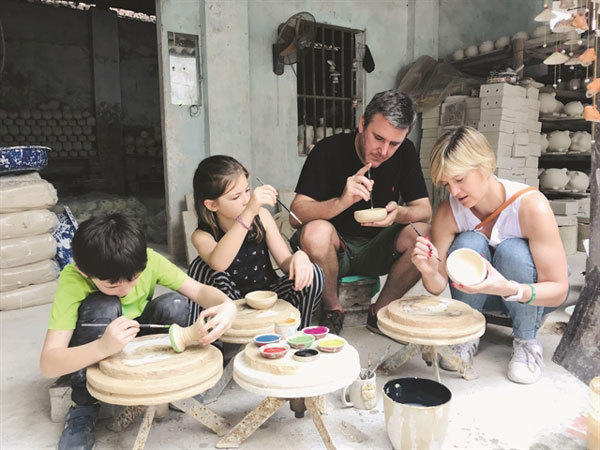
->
[245, 290, 277, 309]
[302, 326, 329, 340]
[275, 317, 299, 339]
[287, 334, 315, 349]
[446, 248, 487, 286]
[259, 342, 290, 359]
[354, 208, 387, 223]
[253, 333, 280, 347]
[316, 337, 345, 353]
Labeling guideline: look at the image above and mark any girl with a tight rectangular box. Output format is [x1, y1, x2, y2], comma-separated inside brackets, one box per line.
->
[188, 155, 324, 329]
[411, 126, 568, 384]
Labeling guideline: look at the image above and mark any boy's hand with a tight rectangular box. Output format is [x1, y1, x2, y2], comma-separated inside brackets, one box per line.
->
[341, 163, 373, 206]
[198, 300, 237, 345]
[246, 185, 277, 216]
[99, 316, 140, 356]
[289, 250, 314, 291]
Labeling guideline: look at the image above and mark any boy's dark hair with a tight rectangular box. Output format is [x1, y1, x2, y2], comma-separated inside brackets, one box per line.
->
[363, 89, 416, 132]
[71, 213, 147, 283]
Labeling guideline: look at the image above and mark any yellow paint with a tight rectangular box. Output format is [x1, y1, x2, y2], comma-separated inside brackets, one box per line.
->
[318, 338, 344, 348]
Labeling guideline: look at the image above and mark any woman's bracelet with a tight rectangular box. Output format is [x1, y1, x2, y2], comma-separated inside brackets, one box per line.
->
[235, 215, 251, 230]
[523, 283, 536, 304]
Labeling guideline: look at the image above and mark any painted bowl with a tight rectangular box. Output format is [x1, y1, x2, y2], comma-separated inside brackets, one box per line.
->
[316, 337, 345, 353]
[302, 326, 329, 340]
[354, 208, 387, 223]
[287, 334, 315, 349]
[293, 348, 319, 362]
[245, 290, 277, 309]
[253, 333, 280, 347]
[259, 342, 290, 359]
[446, 248, 487, 286]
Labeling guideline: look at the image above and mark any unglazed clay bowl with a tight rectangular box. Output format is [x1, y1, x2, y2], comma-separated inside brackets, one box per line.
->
[253, 333, 280, 347]
[287, 334, 315, 349]
[293, 348, 319, 362]
[354, 207, 387, 223]
[259, 342, 290, 359]
[245, 290, 277, 309]
[302, 326, 329, 340]
[316, 337, 345, 353]
[446, 248, 487, 286]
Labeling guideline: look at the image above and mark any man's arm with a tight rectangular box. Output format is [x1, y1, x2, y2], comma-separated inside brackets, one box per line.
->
[394, 197, 432, 224]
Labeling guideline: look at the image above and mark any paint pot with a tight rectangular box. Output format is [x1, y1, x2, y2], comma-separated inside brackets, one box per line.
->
[589, 376, 600, 450]
[383, 377, 451, 450]
[302, 326, 329, 340]
[341, 368, 377, 410]
[253, 333, 280, 347]
[316, 337, 345, 353]
[446, 248, 487, 286]
[275, 318, 299, 339]
[259, 342, 289, 359]
[245, 290, 277, 309]
[292, 348, 318, 362]
[287, 334, 315, 349]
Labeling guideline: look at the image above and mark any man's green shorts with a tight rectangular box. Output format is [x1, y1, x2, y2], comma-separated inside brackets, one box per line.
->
[290, 223, 405, 278]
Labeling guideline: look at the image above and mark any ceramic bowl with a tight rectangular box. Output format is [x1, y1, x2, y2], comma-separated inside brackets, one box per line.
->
[259, 342, 290, 359]
[253, 333, 280, 347]
[293, 348, 319, 362]
[302, 326, 329, 340]
[287, 334, 315, 349]
[446, 248, 487, 286]
[354, 207, 387, 223]
[316, 337, 345, 353]
[245, 290, 277, 309]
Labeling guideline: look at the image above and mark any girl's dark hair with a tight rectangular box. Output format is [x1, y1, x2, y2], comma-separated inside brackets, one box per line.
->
[71, 213, 147, 283]
[192, 155, 264, 242]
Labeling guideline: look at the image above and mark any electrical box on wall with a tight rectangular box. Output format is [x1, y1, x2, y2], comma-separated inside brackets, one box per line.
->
[167, 32, 201, 106]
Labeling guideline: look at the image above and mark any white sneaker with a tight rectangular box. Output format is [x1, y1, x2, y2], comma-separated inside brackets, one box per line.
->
[439, 338, 479, 371]
[507, 338, 544, 384]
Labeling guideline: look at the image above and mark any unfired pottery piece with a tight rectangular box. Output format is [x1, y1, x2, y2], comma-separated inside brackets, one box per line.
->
[479, 40, 494, 54]
[564, 101, 584, 117]
[566, 170, 590, 192]
[495, 36, 510, 49]
[540, 133, 550, 153]
[547, 130, 571, 152]
[539, 168, 569, 190]
[354, 207, 387, 223]
[512, 31, 530, 41]
[465, 45, 479, 57]
[539, 93, 562, 115]
[452, 49, 465, 61]
[245, 290, 277, 309]
[446, 248, 487, 286]
[569, 131, 591, 152]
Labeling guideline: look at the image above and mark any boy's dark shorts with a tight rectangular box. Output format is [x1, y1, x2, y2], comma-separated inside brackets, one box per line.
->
[290, 223, 405, 277]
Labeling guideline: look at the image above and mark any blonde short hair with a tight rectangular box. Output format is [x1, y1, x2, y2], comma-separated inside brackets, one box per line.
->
[429, 126, 497, 186]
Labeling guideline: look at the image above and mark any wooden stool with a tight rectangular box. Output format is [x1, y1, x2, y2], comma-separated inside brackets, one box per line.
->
[86, 334, 231, 449]
[376, 295, 486, 381]
[216, 337, 360, 449]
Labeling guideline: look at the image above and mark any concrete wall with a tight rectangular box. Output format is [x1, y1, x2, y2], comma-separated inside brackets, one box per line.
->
[438, 0, 539, 59]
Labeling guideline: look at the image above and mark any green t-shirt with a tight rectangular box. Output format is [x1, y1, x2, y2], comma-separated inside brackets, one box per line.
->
[48, 248, 188, 330]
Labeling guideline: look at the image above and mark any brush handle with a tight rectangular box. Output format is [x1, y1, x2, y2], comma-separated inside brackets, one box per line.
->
[409, 222, 442, 262]
[255, 176, 303, 225]
[80, 323, 169, 329]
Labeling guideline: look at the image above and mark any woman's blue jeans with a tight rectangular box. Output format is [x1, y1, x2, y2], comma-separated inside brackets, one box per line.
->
[448, 231, 547, 340]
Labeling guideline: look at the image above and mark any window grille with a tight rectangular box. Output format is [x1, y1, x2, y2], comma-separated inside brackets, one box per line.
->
[296, 23, 365, 156]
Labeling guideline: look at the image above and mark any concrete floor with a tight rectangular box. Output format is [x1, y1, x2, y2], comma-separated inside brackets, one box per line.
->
[0, 252, 591, 449]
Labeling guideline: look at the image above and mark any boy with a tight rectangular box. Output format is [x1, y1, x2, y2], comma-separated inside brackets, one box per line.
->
[40, 213, 237, 450]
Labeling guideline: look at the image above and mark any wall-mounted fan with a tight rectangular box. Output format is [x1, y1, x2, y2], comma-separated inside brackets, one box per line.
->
[272, 12, 316, 76]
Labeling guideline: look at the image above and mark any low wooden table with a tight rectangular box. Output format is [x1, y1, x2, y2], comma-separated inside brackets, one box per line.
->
[216, 336, 360, 449]
[87, 334, 231, 449]
[376, 295, 486, 381]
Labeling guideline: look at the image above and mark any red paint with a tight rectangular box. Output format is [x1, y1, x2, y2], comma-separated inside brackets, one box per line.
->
[263, 347, 286, 353]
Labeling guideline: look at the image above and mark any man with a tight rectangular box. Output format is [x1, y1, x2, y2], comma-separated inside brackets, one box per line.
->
[289, 89, 432, 335]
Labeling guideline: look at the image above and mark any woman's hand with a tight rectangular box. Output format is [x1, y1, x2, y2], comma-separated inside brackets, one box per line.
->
[451, 259, 514, 297]
[288, 250, 314, 291]
[411, 236, 440, 275]
[246, 185, 277, 216]
[98, 316, 140, 357]
[198, 300, 237, 345]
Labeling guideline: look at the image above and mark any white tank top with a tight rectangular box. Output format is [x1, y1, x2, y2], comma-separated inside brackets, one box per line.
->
[449, 177, 537, 248]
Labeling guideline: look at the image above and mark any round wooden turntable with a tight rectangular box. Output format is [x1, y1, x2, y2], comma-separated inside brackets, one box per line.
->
[377, 295, 486, 346]
[87, 334, 222, 406]
[220, 298, 300, 344]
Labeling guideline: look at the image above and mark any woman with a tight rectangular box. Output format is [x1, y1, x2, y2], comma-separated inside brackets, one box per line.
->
[411, 126, 568, 384]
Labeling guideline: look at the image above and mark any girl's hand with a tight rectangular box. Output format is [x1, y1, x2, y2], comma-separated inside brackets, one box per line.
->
[411, 236, 440, 275]
[288, 250, 314, 291]
[198, 300, 237, 345]
[451, 260, 511, 297]
[99, 316, 140, 356]
[246, 185, 277, 216]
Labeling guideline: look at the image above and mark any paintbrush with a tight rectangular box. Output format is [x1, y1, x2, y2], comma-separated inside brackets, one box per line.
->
[409, 222, 442, 262]
[255, 176, 303, 225]
[81, 323, 170, 329]
[368, 168, 373, 209]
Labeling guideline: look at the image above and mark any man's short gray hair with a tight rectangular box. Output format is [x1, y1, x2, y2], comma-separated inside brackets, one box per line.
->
[363, 90, 416, 131]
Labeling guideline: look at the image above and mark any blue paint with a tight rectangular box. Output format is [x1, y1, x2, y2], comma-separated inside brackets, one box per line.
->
[254, 334, 279, 343]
